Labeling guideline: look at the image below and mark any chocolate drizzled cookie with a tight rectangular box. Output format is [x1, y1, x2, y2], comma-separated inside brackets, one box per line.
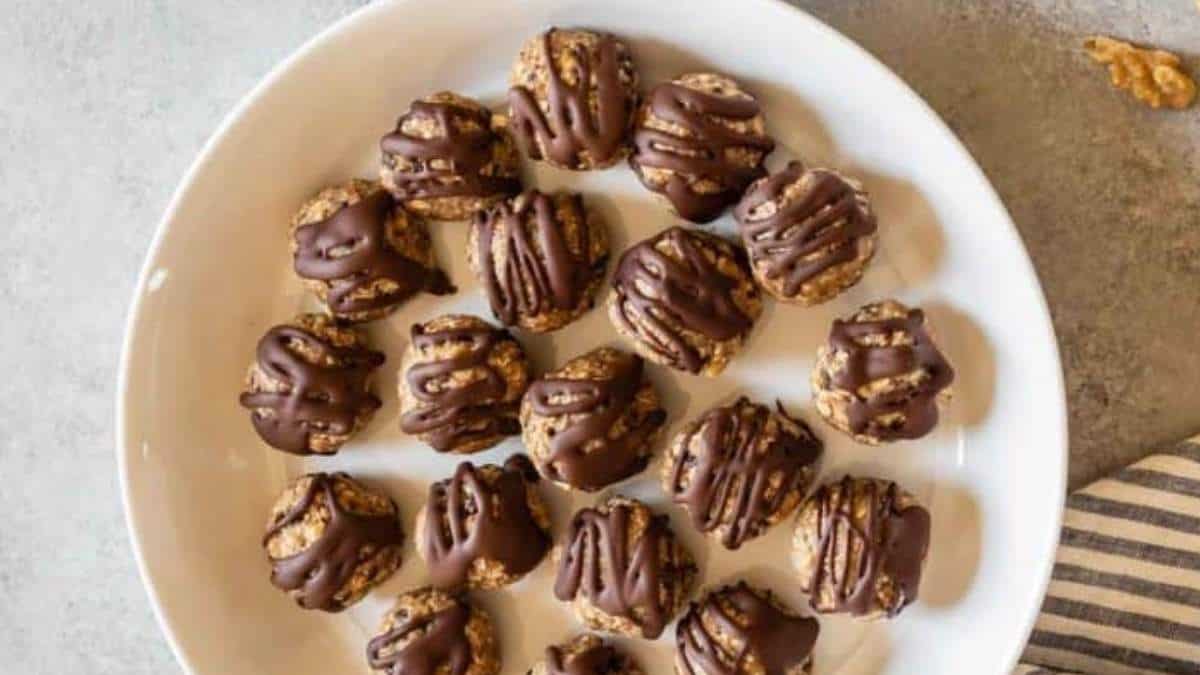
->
[239, 314, 384, 455]
[380, 91, 522, 221]
[631, 74, 774, 223]
[554, 496, 696, 638]
[608, 227, 762, 376]
[468, 190, 609, 332]
[811, 300, 954, 444]
[398, 315, 530, 454]
[665, 397, 821, 549]
[735, 162, 877, 305]
[262, 473, 404, 612]
[533, 635, 644, 675]
[366, 588, 499, 675]
[521, 348, 666, 492]
[291, 181, 452, 322]
[417, 455, 550, 590]
[676, 582, 819, 675]
[508, 28, 639, 170]
[792, 476, 932, 619]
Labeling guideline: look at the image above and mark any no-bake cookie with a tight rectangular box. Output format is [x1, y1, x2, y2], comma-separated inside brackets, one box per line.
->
[508, 28, 639, 170]
[530, 634, 644, 675]
[791, 476, 931, 620]
[239, 313, 384, 455]
[609, 227, 762, 376]
[521, 347, 666, 492]
[811, 300, 954, 444]
[398, 314, 530, 454]
[415, 455, 551, 590]
[735, 162, 877, 305]
[631, 73, 774, 223]
[663, 397, 821, 549]
[290, 179, 452, 322]
[468, 189, 609, 332]
[262, 472, 404, 612]
[553, 496, 697, 639]
[676, 582, 819, 675]
[366, 588, 499, 675]
[380, 91, 522, 221]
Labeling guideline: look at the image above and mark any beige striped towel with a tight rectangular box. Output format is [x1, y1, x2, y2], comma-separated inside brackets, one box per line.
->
[1014, 437, 1200, 674]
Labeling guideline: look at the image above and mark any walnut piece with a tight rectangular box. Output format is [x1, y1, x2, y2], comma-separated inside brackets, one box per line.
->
[1084, 36, 1196, 110]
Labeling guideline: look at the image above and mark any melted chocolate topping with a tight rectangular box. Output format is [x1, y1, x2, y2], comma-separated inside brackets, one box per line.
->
[293, 189, 453, 317]
[677, 583, 819, 675]
[366, 597, 474, 675]
[632, 82, 775, 223]
[807, 476, 931, 617]
[239, 325, 384, 454]
[400, 323, 523, 452]
[828, 307, 954, 441]
[611, 227, 753, 373]
[420, 455, 550, 588]
[381, 99, 521, 201]
[554, 501, 687, 638]
[527, 351, 665, 491]
[508, 28, 633, 169]
[262, 473, 403, 612]
[546, 642, 623, 675]
[474, 191, 601, 326]
[669, 398, 821, 549]
[735, 163, 876, 295]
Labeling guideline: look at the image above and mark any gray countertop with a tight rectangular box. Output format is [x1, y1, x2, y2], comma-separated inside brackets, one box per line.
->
[2, 0, 1196, 671]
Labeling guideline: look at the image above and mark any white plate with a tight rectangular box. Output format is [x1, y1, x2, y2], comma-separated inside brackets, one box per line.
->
[117, 1, 1067, 673]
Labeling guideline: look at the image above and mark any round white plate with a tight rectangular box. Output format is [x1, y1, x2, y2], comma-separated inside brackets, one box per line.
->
[117, 1, 1067, 673]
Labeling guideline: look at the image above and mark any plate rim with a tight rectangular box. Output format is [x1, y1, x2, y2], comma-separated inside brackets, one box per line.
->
[115, 0, 1069, 672]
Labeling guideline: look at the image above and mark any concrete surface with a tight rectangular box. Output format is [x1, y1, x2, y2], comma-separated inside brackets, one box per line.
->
[0, 0, 1196, 671]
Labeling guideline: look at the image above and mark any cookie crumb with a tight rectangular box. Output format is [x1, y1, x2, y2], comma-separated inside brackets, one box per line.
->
[1083, 35, 1196, 109]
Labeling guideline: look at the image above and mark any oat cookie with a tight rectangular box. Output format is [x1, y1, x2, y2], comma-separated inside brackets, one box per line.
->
[811, 300, 954, 444]
[289, 179, 452, 322]
[664, 397, 821, 549]
[398, 314, 530, 454]
[508, 28, 639, 170]
[631, 73, 774, 223]
[521, 347, 666, 492]
[239, 313, 384, 455]
[735, 162, 877, 305]
[791, 476, 931, 620]
[380, 91, 522, 221]
[608, 227, 762, 376]
[262, 472, 403, 612]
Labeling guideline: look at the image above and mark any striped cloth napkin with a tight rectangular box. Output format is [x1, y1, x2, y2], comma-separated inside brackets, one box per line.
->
[1013, 436, 1200, 674]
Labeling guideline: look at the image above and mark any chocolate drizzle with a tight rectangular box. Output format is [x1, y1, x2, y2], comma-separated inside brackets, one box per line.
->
[366, 598, 474, 675]
[669, 398, 821, 549]
[527, 351, 665, 491]
[239, 325, 384, 454]
[554, 501, 687, 638]
[400, 322, 522, 452]
[474, 191, 600, 326]
[381, 99, 521, 201]
[632, 82, 775, 223]
[807, 477, 931, 617]
[828, 307, 954, 441]
[677, 583, 819, 675]
[735, 163, 876, 295]
[420, 455, 550, 588]
[546, 642, 622, 675]
[611, 227, 753, 373]
[293, 189, 453, 317]
[262, 473, 403, 612]
[508, 28, 633, 169]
